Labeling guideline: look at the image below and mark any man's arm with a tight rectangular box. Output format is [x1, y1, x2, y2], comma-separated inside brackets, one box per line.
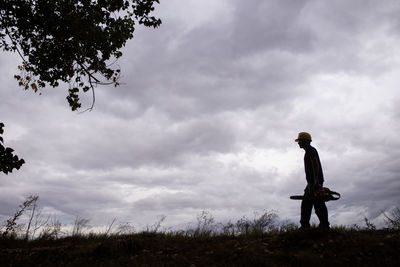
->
[311, 156, 321, 187]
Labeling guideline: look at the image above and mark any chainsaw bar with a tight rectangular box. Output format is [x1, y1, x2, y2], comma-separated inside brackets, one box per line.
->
[290, 188, 340, 202]
[290, 195, 304, 200]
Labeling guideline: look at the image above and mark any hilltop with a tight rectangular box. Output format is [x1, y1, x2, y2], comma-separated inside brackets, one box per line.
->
[1, 228, 399, 266]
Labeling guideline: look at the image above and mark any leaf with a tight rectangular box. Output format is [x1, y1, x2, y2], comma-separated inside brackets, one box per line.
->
[3, 0, 161, 111]
[5, 147, 14, 154]
[31, 83, 38, 92]
[0, 123, 25, 174]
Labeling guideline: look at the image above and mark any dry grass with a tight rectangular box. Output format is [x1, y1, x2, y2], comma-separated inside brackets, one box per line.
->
[1, 226, 400, 266]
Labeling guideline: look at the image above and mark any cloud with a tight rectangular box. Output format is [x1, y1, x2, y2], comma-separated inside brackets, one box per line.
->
[231, 0, 315, 55]
[1, 0, 400, 230]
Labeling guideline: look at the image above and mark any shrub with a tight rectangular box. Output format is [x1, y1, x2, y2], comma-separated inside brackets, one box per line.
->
[384, 207, 400, 230]
[235, 210, 278, 236]
[2, 195, 39, 238]
[186, 211, 216, 237]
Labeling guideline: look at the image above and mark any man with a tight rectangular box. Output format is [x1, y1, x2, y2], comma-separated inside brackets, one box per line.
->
[295, 132, 330, 229]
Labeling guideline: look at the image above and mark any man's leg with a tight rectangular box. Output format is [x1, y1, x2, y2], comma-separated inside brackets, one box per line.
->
[314, 200, 330, 228]
[300, 197, 313, 228]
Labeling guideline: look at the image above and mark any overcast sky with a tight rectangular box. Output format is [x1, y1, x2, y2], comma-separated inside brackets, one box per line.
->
[1, 0, 400, 231]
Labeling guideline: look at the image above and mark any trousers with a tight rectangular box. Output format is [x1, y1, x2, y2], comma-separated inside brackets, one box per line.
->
[300, 187, 329, 227]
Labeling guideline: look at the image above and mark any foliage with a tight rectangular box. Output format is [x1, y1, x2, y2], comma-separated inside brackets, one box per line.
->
[235, 210, 278, 236]
[0, 123, 25, 174]
[384, 207, 400, 230]
[186, 210, 216, 237]
[2, 229, 400, 266]
[144, 215, 166, 234]
[2, 195, 38, 237]
[279, 219, 298, 232]
[364, 217, 376, 231]
[72, 216, 91, 236]
[38, 217, 63, 240]
[186, 210, 280, 237]
[0, 0, 161, 111]
[112, 221, 136, 235]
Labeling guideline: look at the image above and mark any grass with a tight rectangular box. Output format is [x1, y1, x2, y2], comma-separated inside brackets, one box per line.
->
[1, 226, 400, 266]
[2, 202, 400, 266]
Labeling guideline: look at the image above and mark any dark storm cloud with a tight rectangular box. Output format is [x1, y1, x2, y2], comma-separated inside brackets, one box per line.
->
[95, 0, 321, 119]
[231, 0, 314, 54]
[103, 0, 400, 122]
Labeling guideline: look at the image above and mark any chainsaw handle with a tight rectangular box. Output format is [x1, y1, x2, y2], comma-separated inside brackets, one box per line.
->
[329, 191, 340, 200]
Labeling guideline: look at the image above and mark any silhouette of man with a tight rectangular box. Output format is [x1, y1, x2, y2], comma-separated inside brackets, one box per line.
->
[295, 132, 330, 229]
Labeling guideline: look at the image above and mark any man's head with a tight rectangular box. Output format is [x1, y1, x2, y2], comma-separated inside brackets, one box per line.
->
[295, 132, 312, 149]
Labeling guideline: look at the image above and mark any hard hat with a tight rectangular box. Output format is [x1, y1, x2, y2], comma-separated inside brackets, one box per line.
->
[295, 132, 312, 142]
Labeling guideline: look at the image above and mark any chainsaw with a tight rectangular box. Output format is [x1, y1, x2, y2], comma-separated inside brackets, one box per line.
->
[290, 187, 340, 202]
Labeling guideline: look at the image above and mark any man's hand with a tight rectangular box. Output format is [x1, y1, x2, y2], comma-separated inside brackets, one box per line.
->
[313, 183, 322, 197]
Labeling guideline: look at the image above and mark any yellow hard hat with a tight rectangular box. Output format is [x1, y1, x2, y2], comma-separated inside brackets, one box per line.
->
[295, 132, 312, 142]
